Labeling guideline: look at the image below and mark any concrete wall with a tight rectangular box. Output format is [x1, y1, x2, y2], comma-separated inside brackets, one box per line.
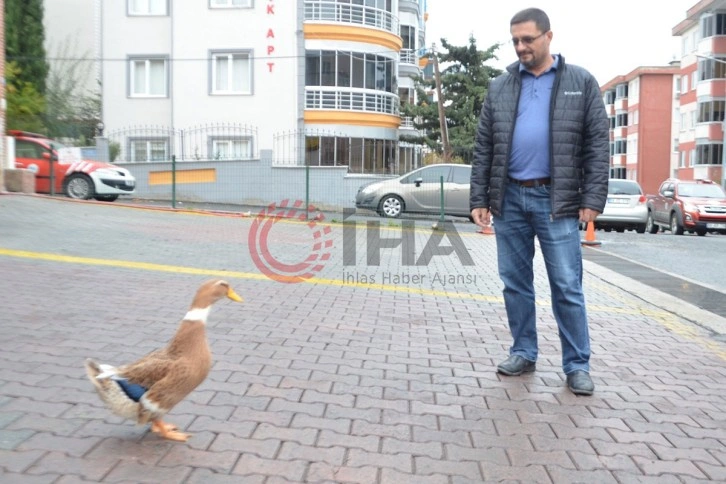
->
[122, 149, 390, 212]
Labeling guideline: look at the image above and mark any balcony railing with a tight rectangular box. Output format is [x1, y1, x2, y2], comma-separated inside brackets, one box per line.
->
[305, 87, 400, 116]
[304, 0, 399, 35]
[400, 116, 415, 129]
[399, 48, 416, 65]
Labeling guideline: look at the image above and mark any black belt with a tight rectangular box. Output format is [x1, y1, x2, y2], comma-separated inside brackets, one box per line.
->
[508, 177, 551, 187]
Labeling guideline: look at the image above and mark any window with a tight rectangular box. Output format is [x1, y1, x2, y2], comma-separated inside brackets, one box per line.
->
[615, 113, 628, 127]
[211, 51, 251, 94]
[695, 143, 723, 165]
[613, 140, 627, 155]
[701, 13, 726, 38]
[210, 138, 252, 160]
[698, 57, 726, 81]
[682, 74, 689, 92]
[129, 138, 169, 162]
[129, 57, 168, 97]
[698, 100, 726, 123]
[128, 0, 167, 15]
[615, 83, 628, 99]
[400, 25, 415, 50]
[305, 50, 395, 93]
[603, 90, 616, 105]
[210, 0, 252, 8]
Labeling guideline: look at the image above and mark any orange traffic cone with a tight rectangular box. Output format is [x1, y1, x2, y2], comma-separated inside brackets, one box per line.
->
[478, 223, 495, 235]
[581, 221, 601, 247]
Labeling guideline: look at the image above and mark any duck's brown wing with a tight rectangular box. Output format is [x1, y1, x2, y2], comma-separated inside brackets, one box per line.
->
[118, 349, 176, 390]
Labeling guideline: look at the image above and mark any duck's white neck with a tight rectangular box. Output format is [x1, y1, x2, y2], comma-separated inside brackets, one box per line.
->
[183, 306, 211, 324]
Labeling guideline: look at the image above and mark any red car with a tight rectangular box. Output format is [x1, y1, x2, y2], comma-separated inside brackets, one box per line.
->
[646, 178, 726, 236]
[11, 130, 136, 201]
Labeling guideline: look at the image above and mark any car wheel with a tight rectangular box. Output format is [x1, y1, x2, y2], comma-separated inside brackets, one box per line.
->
[635, 223, 646, 234]
[646, 211, 659, 234]
[695, 227, 707, 236]
[670, 212, 684, 235]
[378, 195, 403, 218]
[64, 173, 95, 200]
[94, 195, 119, 202]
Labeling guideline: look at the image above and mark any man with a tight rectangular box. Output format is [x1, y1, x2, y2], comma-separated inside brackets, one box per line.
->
[470, 8, 609, 395]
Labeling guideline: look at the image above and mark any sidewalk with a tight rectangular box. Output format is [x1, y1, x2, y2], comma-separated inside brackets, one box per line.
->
[0, 194, 724, 483]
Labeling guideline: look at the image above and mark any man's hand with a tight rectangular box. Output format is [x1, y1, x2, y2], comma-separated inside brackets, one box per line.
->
[579, 208, 600, 223]
[471, 208, 491, 228]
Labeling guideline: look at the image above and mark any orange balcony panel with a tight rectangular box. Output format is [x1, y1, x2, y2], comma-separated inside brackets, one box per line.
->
[305, 110, 401, 129]
[304, 24, 402, 51]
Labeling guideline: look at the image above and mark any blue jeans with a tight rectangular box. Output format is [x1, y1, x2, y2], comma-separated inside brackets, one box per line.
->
[492, 183, 590, 374]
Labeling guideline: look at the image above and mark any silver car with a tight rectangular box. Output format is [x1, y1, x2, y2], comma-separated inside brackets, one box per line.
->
[594, 179, 648, 233]
[355, 164, 472, 218]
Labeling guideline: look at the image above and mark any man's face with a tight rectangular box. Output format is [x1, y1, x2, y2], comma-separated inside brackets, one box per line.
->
[510, 21, 551, 70]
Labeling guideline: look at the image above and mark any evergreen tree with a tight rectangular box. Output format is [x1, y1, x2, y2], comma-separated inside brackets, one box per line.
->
[5, 61, 46, 133]
[5, 0, 49, 94]
[401, 36, 502, 162]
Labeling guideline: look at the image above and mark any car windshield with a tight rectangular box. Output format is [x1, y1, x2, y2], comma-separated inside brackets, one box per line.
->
[678, 184, 726, 198]
[608, 180, 642, 195]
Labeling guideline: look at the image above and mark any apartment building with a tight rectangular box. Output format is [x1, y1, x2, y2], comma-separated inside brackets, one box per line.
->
[673, 0, 726, 186]
[601, 65, 680, 196]
[99, 0, 427, 175]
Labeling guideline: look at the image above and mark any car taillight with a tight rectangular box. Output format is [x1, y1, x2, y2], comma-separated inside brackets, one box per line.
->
[638, 195, 646, 204]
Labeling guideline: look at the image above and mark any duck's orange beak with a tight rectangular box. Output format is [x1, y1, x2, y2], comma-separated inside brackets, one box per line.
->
[226, 288, 243, 302]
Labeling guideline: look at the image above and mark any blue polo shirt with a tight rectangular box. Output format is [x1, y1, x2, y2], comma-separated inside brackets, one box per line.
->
[508, 55, 559, 180]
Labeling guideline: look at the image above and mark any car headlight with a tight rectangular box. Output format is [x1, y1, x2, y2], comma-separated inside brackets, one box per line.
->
[96, 168, 131, 177]
[360, 184, 378, 195]
[682, 203, 698, 213]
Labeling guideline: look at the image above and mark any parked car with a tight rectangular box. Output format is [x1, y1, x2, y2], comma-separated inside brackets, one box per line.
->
[355, 164, 471, 218]
[11, 130, 136, 201]
[593, 179, 648, 233]
[646, 178, 726, 236]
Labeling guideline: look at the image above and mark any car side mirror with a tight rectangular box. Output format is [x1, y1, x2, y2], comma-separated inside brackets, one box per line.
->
[663, 190, 674, 198]
[43, 152, 58, 162]
[414, 177, 423, 187]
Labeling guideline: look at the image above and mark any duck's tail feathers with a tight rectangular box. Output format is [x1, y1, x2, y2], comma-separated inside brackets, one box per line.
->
[84, 358, 140, 421]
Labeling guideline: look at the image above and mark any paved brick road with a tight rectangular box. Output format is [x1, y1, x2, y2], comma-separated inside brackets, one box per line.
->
[0, 194, 724, 483]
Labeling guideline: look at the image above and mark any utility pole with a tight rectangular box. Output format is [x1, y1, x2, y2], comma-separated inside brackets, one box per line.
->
[432, 44, 451, 162]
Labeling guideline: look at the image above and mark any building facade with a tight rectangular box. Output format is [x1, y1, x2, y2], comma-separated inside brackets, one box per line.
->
[601, 66, 680, 196]
[99, 0, 427, 175]
[673, 0, 726, 187]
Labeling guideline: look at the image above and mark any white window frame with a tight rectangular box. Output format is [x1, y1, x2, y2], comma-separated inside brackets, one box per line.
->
[129, 138, 170, 162]
[209, 137, 253, 160]
[210, 0, 253, 8]
[129, 57, 168, 98]
[210, 51, 253, 95]
[128, 0, 168, 16]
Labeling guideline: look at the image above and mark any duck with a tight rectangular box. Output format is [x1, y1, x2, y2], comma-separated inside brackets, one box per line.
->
[84, 279, 243, 441]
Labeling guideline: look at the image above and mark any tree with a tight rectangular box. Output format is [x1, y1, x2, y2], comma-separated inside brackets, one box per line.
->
[44, 37, 101, 142]
[5, 0, 49, 132]
[401, 36, 502, 162]
[5, 0, 49, 94]
[5, 61, 46, 133]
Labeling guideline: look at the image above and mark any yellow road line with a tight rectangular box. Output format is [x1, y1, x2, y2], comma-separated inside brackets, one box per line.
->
[2, 246, 722, 358]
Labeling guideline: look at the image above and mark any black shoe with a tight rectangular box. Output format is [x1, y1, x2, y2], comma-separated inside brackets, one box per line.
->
[497, 355, 536, 376]
[567, 370, 594, 396]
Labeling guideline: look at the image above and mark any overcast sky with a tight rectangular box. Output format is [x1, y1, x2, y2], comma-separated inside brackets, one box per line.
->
[423, 0, 695, 84]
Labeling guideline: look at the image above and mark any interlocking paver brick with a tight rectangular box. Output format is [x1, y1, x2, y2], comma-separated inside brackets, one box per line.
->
[307, 462, 378, 483]
[208, 434, 280, 458]
[231, 455, 307, 481]
[1, 196, 725, 483]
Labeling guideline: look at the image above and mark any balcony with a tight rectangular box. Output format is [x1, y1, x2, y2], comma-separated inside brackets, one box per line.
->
[304, 0, 399, 35]
[399, 48, 421, 77]
[305, 87, 400, 116]
[399, 0, 421, 15]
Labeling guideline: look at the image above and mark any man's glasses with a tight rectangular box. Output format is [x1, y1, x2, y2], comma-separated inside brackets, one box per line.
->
[511, 31, 548, 46]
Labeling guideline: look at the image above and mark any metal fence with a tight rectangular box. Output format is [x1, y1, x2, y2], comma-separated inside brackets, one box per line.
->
[106, 123, 258, 163]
